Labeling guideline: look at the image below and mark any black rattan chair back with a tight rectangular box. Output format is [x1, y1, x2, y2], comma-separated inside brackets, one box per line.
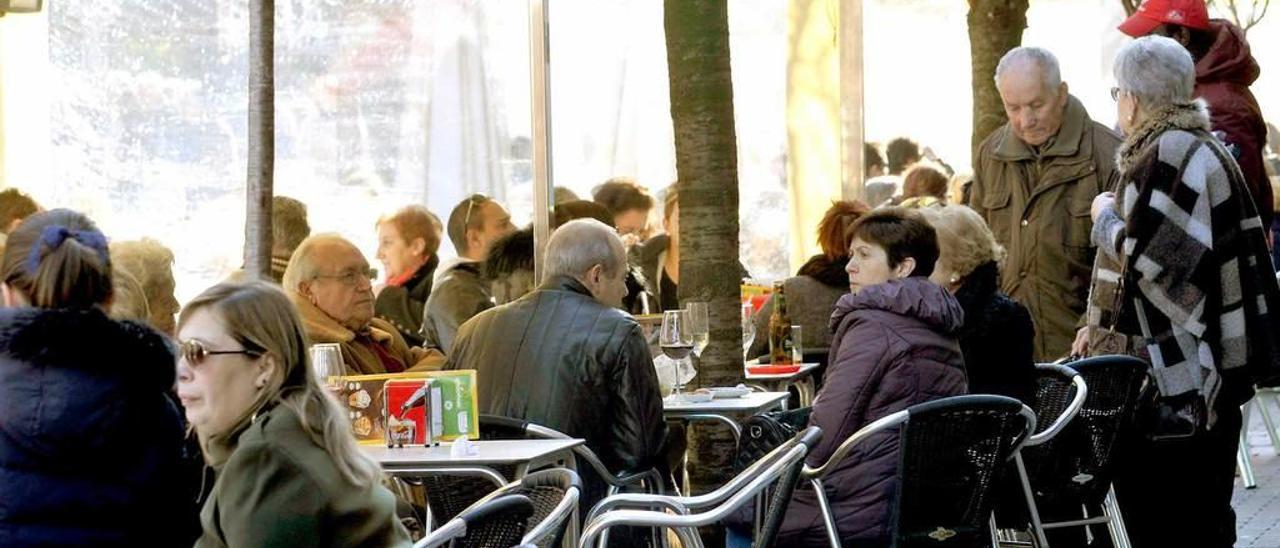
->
[1019, 355, 1147, 515]
[451, 493, 535, 548]
[420, 416, 531, 525]
[892, 395, 1034, 548]
[480, 414, 532, 441]
[509, 468, 582, 548]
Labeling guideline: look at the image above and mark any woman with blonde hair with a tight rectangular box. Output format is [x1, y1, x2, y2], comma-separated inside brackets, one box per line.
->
[177, 281, 409, 547]
[921, 204, 1035, 404]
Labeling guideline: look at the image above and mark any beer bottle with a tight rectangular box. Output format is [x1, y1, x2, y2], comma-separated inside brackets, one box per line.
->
[768, 281, 794, 365]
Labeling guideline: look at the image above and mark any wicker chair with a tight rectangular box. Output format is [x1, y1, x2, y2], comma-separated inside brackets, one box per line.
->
[802, 395, 1036, 548]
[471, 468, 583, 548]
[413, 493, 535, 548]
[992, 363, 1087, 546]
[1009, 355, 1148, 548]
[408, 418, 532, 528]
[581, 426, 823, 548]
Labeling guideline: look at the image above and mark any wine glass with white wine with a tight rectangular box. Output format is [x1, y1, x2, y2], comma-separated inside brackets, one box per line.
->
[687, 302, 709, 358]
[741, 301, 756, 361]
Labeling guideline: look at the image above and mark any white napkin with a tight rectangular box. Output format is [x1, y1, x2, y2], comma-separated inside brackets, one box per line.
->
[450, 437, 479, 457]
[653, 356, 678, 395]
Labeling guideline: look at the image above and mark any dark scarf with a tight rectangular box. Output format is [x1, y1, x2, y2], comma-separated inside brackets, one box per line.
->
[954, 261, 1000, 338]
[797, 254, 849, 288]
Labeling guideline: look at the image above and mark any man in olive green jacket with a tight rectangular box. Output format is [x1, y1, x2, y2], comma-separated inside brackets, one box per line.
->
[969, 47, 1121, 361]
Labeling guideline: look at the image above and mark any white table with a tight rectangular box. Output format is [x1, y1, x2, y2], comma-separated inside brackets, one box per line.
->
[663, 391, 789, 495]
[662, 391, 790, 441]
[744, 362, 820, 407]
[368, 439, 584, 548]
[365, 438, 582, 484]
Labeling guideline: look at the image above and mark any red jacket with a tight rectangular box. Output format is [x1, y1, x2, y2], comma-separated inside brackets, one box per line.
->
[1196, 20, 1271, 225]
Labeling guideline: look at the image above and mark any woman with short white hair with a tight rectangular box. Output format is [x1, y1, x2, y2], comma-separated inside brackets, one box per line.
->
[1083, 35, 1280, 547]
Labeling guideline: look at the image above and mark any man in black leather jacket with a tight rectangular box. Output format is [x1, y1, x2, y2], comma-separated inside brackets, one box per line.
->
[445, 219, 668, 506]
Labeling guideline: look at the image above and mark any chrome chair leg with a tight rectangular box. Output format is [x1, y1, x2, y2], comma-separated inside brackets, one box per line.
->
[1102, 486, 1132, 548]
[1239, 417, 1258, 489]
[811, 478, 841, 548]
[1014, 454, 1051, 548]
[1257, 391, 1280, 453]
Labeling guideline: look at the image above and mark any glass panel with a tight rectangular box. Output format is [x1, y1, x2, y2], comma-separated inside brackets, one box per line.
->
[11, 0, 532, 302]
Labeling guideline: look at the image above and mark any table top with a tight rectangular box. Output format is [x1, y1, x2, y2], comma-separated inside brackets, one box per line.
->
[662, 391, 789, 415]
[364, 438, 582, 468]
[744, 362, 820, 381]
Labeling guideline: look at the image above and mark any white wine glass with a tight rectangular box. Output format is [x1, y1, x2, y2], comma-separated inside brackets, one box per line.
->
[310, 343, 346, 385]
[687, 301, 710, 358]
[741, 301, 756, 361]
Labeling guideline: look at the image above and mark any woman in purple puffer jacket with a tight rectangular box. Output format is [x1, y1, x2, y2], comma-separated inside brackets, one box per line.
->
[779, 207, 968, 547]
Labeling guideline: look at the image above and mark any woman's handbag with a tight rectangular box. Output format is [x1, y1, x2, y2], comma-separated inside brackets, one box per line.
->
[731, 406, 812, 473]
[1096, 254, 1206, 440]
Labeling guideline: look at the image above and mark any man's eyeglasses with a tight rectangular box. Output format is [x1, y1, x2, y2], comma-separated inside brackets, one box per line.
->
[1110, 87, 1123, 101]
[313, 267, 377, 287]
[180, 339, 262, 366]
[462, 193, 488, 228]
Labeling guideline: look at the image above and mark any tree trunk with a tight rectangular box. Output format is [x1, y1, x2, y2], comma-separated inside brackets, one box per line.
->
[664, 0, 742, 508]
[968, 0, 1029, 156]
[245, 0, 274, 279]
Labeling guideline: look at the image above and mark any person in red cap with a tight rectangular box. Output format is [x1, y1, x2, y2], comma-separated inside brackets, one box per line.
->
[1119, 0, 1273, 234]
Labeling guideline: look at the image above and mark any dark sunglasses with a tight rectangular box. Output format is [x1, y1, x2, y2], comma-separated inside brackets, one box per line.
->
[180, 339, 262, 366]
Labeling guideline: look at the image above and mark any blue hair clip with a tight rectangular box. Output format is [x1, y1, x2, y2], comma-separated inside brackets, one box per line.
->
[25, 224, 111, 274]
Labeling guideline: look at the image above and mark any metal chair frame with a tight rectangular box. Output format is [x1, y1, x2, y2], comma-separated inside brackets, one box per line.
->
[578, 427, 822, 548]
[802, 395, 1037, 548]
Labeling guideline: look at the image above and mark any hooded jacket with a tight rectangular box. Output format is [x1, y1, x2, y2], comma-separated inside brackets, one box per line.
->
[1196, 20, 1271, 226]
[0, 307, 190, 547]
[779, 277, 967, 545]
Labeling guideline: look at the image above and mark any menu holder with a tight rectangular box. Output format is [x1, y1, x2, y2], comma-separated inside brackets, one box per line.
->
[384, 378, 429, 447]
[427, 370, 480, 441]
[334, 372, 430, 446]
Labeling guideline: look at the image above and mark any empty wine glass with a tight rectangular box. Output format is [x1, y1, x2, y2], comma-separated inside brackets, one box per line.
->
[741, 301, 756, 361]
[310, 343, 345, 385]
[687, 301, 709, 358]
[660, 310, 696, 398]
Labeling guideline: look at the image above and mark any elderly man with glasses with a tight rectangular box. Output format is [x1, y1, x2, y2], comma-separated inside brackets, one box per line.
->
[422, 194, 516, 355]
[283, 234, 443, 375]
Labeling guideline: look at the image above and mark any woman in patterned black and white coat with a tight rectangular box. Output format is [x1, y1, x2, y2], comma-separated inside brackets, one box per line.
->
[1085, 35, 1280, 548]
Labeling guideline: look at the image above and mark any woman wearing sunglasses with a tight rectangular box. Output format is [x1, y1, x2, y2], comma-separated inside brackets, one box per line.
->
[0, 209, 191, 545]
[177, 281, 410, 547]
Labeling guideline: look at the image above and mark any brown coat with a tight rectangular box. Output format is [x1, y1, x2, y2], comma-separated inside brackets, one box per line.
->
[969, 95, 1121, 361]
[292, 294, 443, 375]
